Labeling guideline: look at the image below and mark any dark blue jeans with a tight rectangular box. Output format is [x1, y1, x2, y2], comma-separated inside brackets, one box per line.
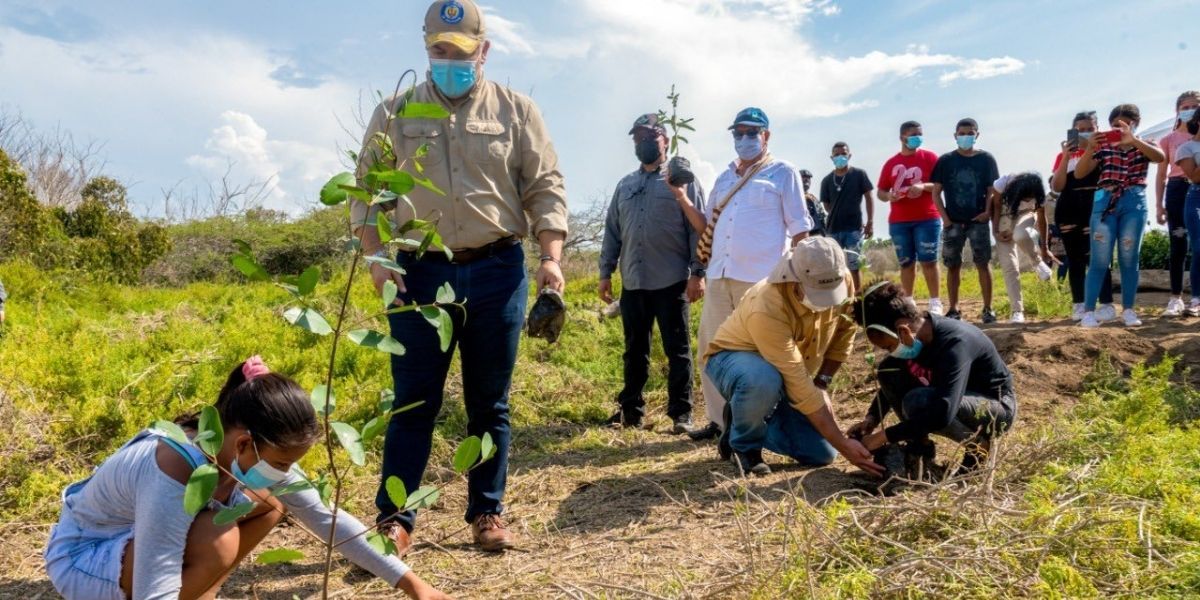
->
[375, 243, 528, 531]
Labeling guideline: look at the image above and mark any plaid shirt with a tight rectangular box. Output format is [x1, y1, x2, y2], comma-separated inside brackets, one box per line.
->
[1092, 139, 1155, 196]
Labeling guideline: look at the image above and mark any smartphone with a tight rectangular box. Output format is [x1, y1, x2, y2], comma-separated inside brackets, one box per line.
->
[1067, 129, 1079, 149]
[1103, 130, 1123, 143]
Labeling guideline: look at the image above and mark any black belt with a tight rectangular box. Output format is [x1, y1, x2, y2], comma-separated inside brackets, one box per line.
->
[402, 235, 520, 264]
[1168, 176, 1188, 182]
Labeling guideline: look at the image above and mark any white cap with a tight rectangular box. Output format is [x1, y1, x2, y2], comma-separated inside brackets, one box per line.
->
[767, 236, 850, 309]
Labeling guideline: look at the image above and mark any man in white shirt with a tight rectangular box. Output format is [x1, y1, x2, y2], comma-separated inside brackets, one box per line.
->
[690, 107, 813, 441]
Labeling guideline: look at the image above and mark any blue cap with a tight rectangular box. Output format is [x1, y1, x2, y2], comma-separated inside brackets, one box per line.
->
[729, 107, 769, 130]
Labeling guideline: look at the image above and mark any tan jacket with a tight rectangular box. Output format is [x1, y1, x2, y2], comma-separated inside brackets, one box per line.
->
[351, 80, 568, 250]
[704, 277, 856, 415]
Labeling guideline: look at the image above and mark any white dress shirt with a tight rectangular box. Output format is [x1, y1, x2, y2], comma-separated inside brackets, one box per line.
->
[704, 158, 812, 283]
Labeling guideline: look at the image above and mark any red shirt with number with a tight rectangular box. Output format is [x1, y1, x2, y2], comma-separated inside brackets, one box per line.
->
[878, 149, 941, 224]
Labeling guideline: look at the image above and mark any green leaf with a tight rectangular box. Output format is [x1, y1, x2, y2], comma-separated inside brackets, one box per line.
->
[231, 254, 269, 281]
[385, 476, 407, 509]
[150, 420, 189, 446]
[316, 476, 333, 507]
[372, 169, 416, 196]
[331, 421, 366, 466]
[183, 463, 218, 516]
[213, 501, 257, 526]
[366, 531, 397, 556]
[435, 282, 455, 305]
[320, 172, 356, 206]
[364, 255, 405, 276]
[452, 435, 482, 474]
[197, 405, 224, 457]
[272, 479, 313, 496]
[361, 415, 388, 445]
[381, 279, 399, 308]
[311, 384, 336, 417]
[376, 212, 393, 243]
[297, 267, 320, 296]
[193, 430, 215, 444]
[413, 177, 445, 196]
[336, 184, 373, 202]
[420, 306, 453, 352]
[257, 548, 305, 565]
[398, 102, 451, 119]
[371, 190, 399, 206]
[402, 486, 441, 511]
[394, 401, 423, 415]
[378, 389, 396, 414]
[347, 329, 406, 356]
[480, 431, 496, 461]
[414, 143, 429, 158]
[283, 307, 333, 336]
[346, 150, 359, 163]
[232, 239, 253, 255]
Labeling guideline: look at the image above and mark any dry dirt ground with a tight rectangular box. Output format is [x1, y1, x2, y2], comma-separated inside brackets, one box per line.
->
[3, 306, 1198, 600]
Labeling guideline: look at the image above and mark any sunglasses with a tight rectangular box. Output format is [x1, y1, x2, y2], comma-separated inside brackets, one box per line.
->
[732, 128, 762, 140]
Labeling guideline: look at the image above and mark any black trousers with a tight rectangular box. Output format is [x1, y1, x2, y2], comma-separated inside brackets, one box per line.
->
[1167, 177, 1190, 296]
[618, 280, 693, 419]
[1060, 222, 1114, 305]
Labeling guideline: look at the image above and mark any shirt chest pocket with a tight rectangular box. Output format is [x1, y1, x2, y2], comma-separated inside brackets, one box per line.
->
[401, 124, 444, 166]
[738, 179, 780, 213]
[465, 120, 512, 164]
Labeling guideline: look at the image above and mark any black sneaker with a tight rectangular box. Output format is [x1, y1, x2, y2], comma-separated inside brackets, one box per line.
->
[945, 308, 962, 320]
[670, 414, 696, 435]
[981, 308, 997, 324]
[606, 409, 641, 429]
[717, 404, 733, 460]
[686, 421, 721, 441]
[731, 449, 771, 476]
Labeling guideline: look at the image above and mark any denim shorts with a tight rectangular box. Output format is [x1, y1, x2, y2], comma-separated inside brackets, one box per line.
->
[45, 499, 131, 600]
[889, 219, 942, 266]
[942, 221, 993, 267]
[829, 229, 864, 270]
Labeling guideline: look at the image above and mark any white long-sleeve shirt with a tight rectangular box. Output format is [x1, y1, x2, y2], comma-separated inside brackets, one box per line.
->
[704, 159, 812, 283]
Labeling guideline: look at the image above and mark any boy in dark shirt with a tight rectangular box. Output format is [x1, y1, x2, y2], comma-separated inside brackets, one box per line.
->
[819, 142, 876, 290]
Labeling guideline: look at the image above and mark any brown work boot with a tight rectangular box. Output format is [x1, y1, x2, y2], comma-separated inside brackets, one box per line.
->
[379, 521, 413, 557]
[471, 513, 516, 552]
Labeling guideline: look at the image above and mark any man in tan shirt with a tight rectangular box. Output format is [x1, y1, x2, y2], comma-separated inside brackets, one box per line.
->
[705, 236, 881, 477]
[351, 0, 568, 554]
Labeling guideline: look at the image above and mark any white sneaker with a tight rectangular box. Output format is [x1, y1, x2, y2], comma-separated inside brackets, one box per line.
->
[1035, 261, 1052, 281]
[1164, 297, 1185, 317]
[1187, 298, 1200, 318]
[928, 298, 944, 316]
[1071, 303, 1086, 321]
[1009, 312, 1026, 324]
[1123, 309, 1142, 327]
[1080, 312, 1100, 328]
[1096, 304, 1117, 322]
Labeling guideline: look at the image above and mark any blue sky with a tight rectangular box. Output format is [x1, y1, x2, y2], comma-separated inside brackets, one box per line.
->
[1, 0, 1196, 235]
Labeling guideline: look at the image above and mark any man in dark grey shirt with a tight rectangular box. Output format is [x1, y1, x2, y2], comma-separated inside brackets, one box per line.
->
[599, 113, 707, 433]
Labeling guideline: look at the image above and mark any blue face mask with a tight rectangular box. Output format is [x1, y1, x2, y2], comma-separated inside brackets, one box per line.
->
[891, 337, 923, 360]
[905, 135, 923, 150]
[956, 135, 976, 150]
[832, 155, 850, 169]
[1078, 131, 1093, 141]
[231, 437, 289, 489]
[430, 58, 478, 99]
[735, 135, 764, 161]
[1181, 109, 1197, 124]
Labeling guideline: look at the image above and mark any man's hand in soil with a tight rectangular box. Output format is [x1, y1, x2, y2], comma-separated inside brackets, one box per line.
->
[846, 415, 879, 440]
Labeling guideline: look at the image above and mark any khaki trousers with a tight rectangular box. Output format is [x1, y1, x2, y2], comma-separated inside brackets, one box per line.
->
[697, 278, 757, 428]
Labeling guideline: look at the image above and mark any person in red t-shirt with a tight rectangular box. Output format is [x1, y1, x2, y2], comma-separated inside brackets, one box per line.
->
[878, 120, 943, 315]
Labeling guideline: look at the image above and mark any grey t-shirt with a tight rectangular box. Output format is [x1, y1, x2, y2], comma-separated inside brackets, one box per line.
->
[1175, 140, 1200, 166]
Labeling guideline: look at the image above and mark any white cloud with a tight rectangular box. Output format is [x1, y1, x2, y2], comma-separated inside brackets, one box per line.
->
[937, 56, 1025, 85]
[481, 8, 536, 55]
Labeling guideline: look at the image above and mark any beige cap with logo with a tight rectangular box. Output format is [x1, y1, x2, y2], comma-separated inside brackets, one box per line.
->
[424, 0, 486, 54]
[767, 236, 850, 309]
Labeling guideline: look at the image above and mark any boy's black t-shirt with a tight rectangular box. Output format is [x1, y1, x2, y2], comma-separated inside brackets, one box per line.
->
[931, 151, 1000, 223]
[818, 167, 874, 233]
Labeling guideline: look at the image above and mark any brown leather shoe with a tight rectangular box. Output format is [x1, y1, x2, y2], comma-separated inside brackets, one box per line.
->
[471, 513, 516, 552]
[380, 521, 413, 557]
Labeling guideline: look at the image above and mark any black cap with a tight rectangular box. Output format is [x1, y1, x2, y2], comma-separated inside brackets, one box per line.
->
[629, 113, 667, 136]
[799, 169, 813, 178]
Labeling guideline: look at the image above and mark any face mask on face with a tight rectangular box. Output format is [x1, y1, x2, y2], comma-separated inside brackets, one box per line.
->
[635, 138, 662, 165]
[430, 58, 478, 99]
[1078, 131, 1094, 141]
[956, 135, 976, 150]
[231, 436, 290, 489]
[905, 135, 923, 150]
[891, 336, 924, 360]
[735, 135, 764, 161]
[1180, 108, 1197, 124]
[832, 155, 850, 169]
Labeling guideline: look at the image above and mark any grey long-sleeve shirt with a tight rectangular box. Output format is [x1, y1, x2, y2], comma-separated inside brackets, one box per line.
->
[53, 431, 409, 599]
[598, 166, 706, 291]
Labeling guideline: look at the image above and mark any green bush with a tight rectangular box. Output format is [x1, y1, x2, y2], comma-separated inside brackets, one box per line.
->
[1140, 229, 1170, 270]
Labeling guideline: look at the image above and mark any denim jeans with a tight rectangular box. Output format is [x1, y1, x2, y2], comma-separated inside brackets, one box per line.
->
[705, 351, 836, 465]
[829, 229, 864, 271]
[375, 243, 528, 531]
[1186, 184, 1200, 301]
[618, 280, 693, 420]
[889, 218, 942, 267]
[1085, 187, 1147, 310]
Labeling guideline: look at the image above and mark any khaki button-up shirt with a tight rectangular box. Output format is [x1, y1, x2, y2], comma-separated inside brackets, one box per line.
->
[351, 79, 568, 251]
[704, 278, 856, 415]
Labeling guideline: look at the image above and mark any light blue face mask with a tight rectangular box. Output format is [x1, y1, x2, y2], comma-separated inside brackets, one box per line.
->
[735, 135, 764, 161]
[905, 135, 923, 150]
[832, 155, 850, 169]
[430, 58, 478, 99]
[868, 323, 923, 359]
[231, 437, 289, 489]
[1180, 109, 1197, 124]
[956, 135, 976, 150]
[1078, 131, 1094, 141]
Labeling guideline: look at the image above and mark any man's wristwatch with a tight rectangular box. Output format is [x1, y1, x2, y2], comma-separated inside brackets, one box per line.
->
[690, 268, 706, 279]
[814, 373, 833, 389]
[539, 255, 559, 264]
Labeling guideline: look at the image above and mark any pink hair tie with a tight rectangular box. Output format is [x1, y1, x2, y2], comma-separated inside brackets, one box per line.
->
[242, 355, 271, 381]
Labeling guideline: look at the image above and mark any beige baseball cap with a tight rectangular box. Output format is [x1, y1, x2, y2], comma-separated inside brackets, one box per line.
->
[424, 0, 486, 54]
[767, 236, 850, 309]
